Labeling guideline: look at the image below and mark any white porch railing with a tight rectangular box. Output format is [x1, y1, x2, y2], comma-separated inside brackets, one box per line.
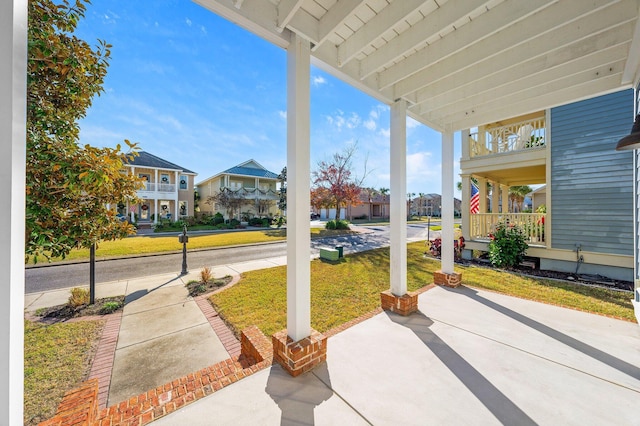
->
[469, 117, 545, 157]
[470, 213, 546, 244]
[139, 182, 176, 192]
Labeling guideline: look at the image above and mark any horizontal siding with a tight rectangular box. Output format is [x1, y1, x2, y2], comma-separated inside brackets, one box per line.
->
[550, 89, 634, 255]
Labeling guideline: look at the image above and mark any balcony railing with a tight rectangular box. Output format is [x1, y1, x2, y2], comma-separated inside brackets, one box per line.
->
[139, 182, 176, 192]
[470, 213, 546, 244]
[469, 117, 545, 158]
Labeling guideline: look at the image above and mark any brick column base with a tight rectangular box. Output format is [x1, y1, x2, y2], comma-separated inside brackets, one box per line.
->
[271, 329, 327, 377]
[380, 290, 419, 316]
[39, 378, 99, 426]
[241, 325, 273, 363]
[434, 270, 462, 288]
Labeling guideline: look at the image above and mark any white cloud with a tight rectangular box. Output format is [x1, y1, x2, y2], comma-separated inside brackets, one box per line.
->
[278, 110, 287, 120]
[312, 75, 327, 87]
[185, 18, 192, 27]
[379, 128, 390, 138]
[200, 25, 207, 35]
[406, 151, 440, 186]
[363, 119, 376, 131]
[325, 110, 361, 131]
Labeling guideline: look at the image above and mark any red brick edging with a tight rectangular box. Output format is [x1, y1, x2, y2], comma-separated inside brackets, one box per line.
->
[38, 284, 439, 425]
[87, 313, 122, 409]
[195, 295, 241, 358]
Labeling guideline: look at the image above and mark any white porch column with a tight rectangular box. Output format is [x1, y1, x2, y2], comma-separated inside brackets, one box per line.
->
[461, 174, 471, 240]
[502, 184, 510, 213]
[1, 0, 26, 422]
[491, 181, 499, 213]
[441, 130, 455, 275]
[174, 170, 179, 219]
[154, 169, 159, 224]
[286, 33, 311, 341]
[390, 99, 407, 296]
[477, 177, 487, 213]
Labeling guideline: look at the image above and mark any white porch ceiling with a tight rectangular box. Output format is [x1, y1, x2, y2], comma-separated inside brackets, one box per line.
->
[196, 0, 640, 132]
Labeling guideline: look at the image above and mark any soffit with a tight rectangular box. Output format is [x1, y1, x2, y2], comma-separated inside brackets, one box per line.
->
[195, 0, 640, 132]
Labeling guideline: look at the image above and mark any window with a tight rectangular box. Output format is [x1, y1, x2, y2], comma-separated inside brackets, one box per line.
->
[179, 175, 188, 190]
[179, 201, 188, 217]
[160, 173, 169, 184]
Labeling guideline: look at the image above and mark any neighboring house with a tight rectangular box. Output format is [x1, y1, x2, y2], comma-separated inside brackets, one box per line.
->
[312, 189, 390, 220]
[460, 90, 634, 281]
[123, 151, 197, 224]
[196, 159, 280, 220]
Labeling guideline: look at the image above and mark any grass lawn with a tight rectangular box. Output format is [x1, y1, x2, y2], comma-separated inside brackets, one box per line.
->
[29, 228, 355, 264]
[210, 242, 635, 338]
[24, 319, 104, 426]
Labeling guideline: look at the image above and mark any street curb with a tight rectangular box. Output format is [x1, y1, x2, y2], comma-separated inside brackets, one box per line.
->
[25, 240, 285, 269]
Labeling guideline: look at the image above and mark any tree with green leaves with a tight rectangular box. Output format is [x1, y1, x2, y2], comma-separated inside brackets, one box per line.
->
[26, 0, 142, 265]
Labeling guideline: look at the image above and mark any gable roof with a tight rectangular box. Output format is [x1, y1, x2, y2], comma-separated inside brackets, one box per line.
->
[126, 151, 196, 174]
[197, 159, 279, 185]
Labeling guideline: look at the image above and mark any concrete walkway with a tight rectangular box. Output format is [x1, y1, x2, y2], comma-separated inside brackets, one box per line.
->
[24, 256, 289, 408]
[26, 254, 640, 424]
[153, 286, 640, 426]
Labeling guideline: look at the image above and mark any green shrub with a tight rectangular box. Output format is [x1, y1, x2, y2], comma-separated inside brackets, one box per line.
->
[325, 220, 336, 230]
[100, 301, 122, 314]
[249, 217, 263, 226]
[488, 222, 528, 268]
[230, 219, 240, 227]
[213, 212, 224, 225]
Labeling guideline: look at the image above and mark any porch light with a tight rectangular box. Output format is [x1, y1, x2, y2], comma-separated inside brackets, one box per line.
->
[615, 114, 640, 150]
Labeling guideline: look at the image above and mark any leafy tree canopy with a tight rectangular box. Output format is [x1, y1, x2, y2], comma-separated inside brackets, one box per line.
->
[312, 144, 368, 220]
[26, 0, 142, 263]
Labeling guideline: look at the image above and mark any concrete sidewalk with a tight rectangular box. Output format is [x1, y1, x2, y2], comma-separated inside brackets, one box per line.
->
[26, 254, 640, 424]
[24, 255, 289, 408]
[153, 286, 640, 426]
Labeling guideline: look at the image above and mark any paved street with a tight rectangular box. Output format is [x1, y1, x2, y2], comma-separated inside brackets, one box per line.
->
[25, 223, 437, 293]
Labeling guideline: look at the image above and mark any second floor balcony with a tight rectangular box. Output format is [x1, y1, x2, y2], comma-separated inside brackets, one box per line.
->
[469, 115, 546, 158]
[139, 182, 177, 194]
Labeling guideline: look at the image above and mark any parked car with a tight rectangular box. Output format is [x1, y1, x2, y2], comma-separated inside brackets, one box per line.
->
[310, 212, 320, 220]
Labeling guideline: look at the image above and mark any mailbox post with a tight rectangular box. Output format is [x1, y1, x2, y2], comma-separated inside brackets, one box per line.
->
[179, 224, 189, 275]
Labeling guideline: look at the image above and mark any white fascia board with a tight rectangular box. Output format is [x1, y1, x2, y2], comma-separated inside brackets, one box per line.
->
[194, 0, 290, 49]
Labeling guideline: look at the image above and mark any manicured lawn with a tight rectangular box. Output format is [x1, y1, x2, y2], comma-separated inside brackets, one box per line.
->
[210, 242, 635, 338]
[24, 319, 104, 426]
[30, 228, 355, 264]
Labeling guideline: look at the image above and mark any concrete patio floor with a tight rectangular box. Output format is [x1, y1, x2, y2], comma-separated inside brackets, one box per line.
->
[153, 285, 640, 426]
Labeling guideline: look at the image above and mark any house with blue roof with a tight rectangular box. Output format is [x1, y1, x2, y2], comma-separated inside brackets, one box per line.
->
[123, 151, 197, 225]
[196, 159, 281, 219]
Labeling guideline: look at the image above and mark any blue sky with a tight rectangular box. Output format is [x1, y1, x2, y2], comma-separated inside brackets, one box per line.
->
[75, 0, 461, 196]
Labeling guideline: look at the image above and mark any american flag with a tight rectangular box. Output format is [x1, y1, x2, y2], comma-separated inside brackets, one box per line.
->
[470, 182, 480, 214]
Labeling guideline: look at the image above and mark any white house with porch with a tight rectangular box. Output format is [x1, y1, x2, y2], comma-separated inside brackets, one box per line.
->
[3, 0, 640, 421]
[124, 151, 197, 225]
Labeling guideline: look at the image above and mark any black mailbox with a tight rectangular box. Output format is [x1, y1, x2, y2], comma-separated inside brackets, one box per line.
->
[179, 234, 189, 244]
